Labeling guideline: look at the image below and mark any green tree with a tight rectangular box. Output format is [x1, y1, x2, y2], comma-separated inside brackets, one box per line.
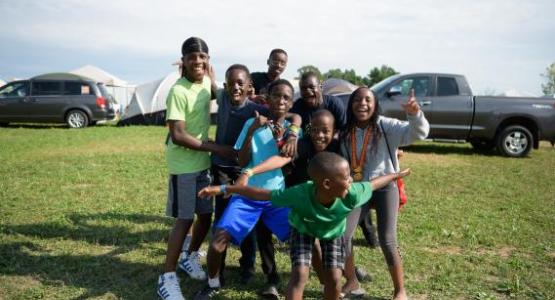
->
[541, 62, 555, 95]
[363, 65, 399, 87]
[296, 65, 323, 80]
[323, 68, 364, 85]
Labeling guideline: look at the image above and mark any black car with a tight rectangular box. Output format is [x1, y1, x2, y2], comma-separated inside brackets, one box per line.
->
[0, 73, 116, 128]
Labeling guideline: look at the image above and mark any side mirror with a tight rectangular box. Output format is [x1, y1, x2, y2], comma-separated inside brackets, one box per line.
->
[386, 86, 402, 98]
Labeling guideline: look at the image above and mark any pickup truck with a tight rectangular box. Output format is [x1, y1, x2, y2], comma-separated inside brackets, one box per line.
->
[335, 73, 555, 157]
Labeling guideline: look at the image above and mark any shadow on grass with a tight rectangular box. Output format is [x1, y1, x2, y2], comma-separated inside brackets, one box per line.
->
[0, 212, 296, 299]
[402, 143, 498, 156]
[2, 212, 173, 248]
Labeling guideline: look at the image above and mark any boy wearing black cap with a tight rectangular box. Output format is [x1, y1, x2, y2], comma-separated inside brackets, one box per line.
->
[157, 37, 235, 300]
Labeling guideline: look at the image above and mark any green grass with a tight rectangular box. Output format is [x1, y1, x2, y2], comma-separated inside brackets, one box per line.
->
[1, 124, 554, 300]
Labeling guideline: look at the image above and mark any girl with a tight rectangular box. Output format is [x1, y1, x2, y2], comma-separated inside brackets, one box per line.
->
[340, 87, 429, 300]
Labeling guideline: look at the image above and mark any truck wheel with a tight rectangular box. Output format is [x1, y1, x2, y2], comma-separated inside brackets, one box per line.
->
[471, 141, 494, 152]
[496, 125, 532, 157]
[66, 110, 89, 128]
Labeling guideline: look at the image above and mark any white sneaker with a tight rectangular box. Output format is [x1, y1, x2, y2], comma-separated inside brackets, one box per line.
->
[157, 272, 185, 300]
[178, 251, 207, 280]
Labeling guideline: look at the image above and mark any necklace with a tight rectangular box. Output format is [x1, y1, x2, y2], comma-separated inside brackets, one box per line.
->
[350, 126, 372, 181]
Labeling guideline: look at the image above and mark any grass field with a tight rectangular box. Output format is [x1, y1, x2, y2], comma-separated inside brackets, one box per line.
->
[1, 124, 554, 300]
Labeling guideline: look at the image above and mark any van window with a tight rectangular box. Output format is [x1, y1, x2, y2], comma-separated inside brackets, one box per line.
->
[64, 82, 92, 95]
[32, 81, 62, 96]
[437, 77, 459, 96]
[0, 81, 30, 98]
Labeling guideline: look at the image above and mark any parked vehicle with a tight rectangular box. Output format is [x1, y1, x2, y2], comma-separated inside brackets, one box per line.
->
[335, 73, 555, 157]
[0, 73, 115, 128]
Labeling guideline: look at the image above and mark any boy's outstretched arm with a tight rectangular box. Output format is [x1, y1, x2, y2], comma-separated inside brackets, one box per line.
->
[236, 155, 292, 186]
[369, 168, 411, 191]
[198, 184, 272, 201]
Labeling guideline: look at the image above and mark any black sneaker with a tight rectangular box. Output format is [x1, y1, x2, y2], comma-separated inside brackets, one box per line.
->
[193, 285, 219, 300]
[260, 284, 279, 300]
[355, 266, 372, 282]
[239, 270, 255, 284]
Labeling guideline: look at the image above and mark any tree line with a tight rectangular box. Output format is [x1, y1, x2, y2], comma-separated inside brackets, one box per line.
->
[295, 65, 399, 87]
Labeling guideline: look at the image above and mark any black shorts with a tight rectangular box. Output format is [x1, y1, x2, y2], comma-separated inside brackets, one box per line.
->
[289, 227, 345, 270]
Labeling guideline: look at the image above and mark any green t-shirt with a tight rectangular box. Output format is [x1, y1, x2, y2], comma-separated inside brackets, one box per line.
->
[165, 76, 212, 174]
[270, 182, 373, 240]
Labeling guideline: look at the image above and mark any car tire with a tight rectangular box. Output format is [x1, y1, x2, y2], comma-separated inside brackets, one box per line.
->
[471, 140, 495, 152]
[66, 110, 89, 128]
[495, 125, 533, 157]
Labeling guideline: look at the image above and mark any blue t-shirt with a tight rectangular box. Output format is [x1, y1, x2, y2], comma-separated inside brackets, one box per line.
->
[212, 90, 268, 166]
[234, 118, 290, 190]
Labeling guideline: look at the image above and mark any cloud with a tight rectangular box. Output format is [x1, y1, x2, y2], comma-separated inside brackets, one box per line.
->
[1, 0, 554, 93]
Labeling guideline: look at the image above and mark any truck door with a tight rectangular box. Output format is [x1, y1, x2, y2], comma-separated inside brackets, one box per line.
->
[0, 81, 31, 121]
[430, 76, 473, 139]
[384, 75, 433, 121]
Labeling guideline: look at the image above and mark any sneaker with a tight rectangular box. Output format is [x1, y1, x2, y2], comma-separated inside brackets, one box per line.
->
[260, 284, 279, 300]
[193, 285, 219, 300]
[157, 272, 185, 300]
[179, 251, 207, 280]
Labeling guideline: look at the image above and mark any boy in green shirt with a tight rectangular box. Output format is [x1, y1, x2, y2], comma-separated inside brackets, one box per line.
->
[198, 152, 410, 300]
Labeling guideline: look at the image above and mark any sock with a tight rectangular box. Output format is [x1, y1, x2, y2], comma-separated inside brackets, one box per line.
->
[208, 277, 220, 288]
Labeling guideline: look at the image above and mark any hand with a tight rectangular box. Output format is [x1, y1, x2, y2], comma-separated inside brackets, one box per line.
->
[280, 135, 298, 157]
[198, 185, 222, 198]
[253, 95, 267, 105]
[206, 63, 215, 82]
[249, 110, 268, 132]
[397, 168, 411, 179]
[216, 146, 237, 161]
[235, 174, 249, 187]
[401, 89, 420, 116]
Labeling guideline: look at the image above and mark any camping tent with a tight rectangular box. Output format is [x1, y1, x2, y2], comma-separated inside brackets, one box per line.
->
[322, 78, 358, 95]
[69, 65, 135, 112]
[117, 72, 180, 126]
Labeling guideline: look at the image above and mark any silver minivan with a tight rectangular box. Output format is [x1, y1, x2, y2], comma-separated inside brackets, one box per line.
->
[0, 73, 115, 128]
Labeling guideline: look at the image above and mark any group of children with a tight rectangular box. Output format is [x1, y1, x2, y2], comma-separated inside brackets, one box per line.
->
[157, 37, 430, 300]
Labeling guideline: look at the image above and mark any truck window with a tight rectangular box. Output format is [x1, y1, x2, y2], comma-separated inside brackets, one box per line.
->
[32, 81, 62, 96]
[64, 82, 92, 95]
[437, 77, 459, 96]
[0, 82, 30, 98]
[391, 77, 431, 97]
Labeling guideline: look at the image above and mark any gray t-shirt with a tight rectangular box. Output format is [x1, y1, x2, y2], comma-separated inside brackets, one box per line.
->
[340, 111, 429, 179]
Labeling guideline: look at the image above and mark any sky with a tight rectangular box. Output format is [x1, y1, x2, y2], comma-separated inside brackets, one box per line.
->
[1, 0, 554, 95]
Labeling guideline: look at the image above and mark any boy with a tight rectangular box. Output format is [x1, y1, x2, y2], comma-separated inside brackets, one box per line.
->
[199, 152, 410, 300]
[157, 37, 235, 300]
[250, 49, 288, 104]
[194, 79, 298, 300]
[209, 65, 301, 288]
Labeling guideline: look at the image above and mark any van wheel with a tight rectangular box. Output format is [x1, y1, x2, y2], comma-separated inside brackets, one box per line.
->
[66, 110, 89, 128]
[496, 125, 532, 157]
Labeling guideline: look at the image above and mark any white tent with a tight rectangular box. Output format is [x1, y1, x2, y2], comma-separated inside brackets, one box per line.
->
[118, 72, 180, 125]
[497, 89, 538, 97]
[70, 65, 127, 86]
[322, 78, 358, 95]
[69, 65, 136, 111]
[0, 79, 5, 87]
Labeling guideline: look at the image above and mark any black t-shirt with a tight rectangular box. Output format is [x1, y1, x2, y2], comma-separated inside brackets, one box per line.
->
[251, 72, 273, 95]
[290, 94, 347, 132]
[284, 138, 340, 187]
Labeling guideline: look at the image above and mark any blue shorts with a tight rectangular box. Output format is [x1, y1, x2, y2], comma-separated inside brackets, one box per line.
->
[215, 195, 290, 245]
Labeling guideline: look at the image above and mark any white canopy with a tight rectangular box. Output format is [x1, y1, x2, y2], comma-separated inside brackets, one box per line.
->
[70, 65, 127, 87]
[123, 72, 180, 119]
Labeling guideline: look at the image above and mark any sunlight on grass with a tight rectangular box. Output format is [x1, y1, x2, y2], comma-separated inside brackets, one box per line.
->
[1, 126, 554, 299]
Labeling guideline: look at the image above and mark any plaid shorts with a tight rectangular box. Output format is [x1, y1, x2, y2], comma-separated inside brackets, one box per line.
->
[289, 227, 345, 270]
